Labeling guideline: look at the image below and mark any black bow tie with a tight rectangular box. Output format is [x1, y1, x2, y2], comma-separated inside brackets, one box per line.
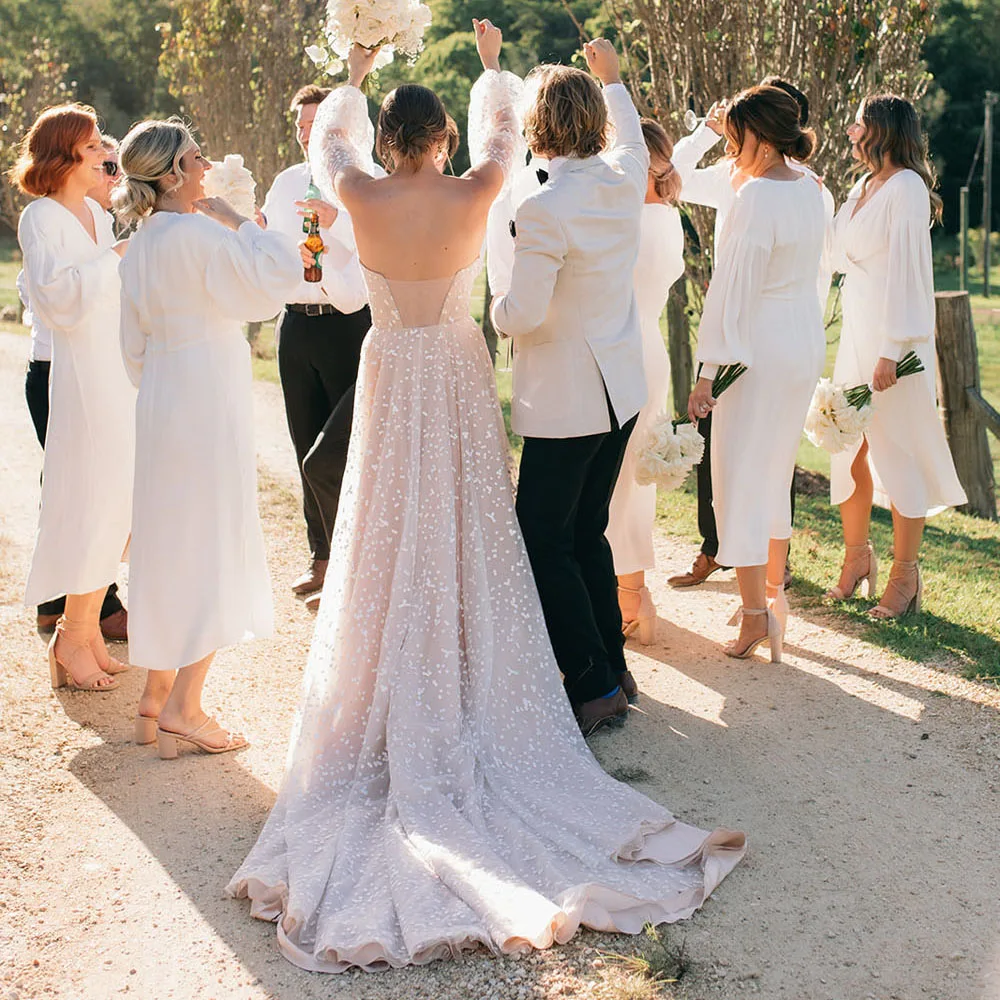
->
[536, 168, 549, 185]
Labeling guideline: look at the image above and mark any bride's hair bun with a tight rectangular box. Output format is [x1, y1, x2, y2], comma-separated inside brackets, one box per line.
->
[376, 85, 450, 173]
[113, 118, 197, 223]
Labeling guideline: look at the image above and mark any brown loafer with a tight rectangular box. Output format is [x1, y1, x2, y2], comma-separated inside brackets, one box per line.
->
[292, 559, 328, 597]
[100, 608, 129, 642]
[37, 613, 61, 634]
[619, 670, 639, 704]
[575, 688, 629, 737]
[667, 552, 725, 589]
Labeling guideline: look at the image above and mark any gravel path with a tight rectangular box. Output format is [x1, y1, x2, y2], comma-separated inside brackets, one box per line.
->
[1, 330, 998, 1000]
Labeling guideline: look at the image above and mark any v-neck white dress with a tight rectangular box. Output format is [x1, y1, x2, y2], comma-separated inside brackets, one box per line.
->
[829, 170, 966, 516]
[18, 197, 136, 605]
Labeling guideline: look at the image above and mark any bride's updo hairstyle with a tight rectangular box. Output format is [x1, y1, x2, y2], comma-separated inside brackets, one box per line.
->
[376, 85, 451, 173]
[723, 85, 816, 163]
[523, 66, 607, 159]
[113, 119, 197, 223]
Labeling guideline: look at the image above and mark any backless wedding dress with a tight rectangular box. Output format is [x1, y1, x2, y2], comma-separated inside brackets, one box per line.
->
[228, 70, 745, 974]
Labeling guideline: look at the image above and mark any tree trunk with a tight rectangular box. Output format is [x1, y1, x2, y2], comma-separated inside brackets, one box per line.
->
[482, 271, 498, 366]
[933, 290, 997, 519]
[667, 279, 693, 418]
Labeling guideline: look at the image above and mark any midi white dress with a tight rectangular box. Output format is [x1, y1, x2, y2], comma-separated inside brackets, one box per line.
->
[697, 176, 826, 568]
[606, 202, 683, 574]
[228, 73, 745, 974]
[18, 197, 136, 606]
[829, 170, 966, 517]
[119, 213, 299, 671]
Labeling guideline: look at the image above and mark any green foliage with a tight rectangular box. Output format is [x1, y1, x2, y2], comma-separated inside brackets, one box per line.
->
[923, 0, 1000, 232]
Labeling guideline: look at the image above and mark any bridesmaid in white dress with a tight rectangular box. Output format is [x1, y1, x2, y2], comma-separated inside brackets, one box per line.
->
[229, 29, 744, 973]
[688, 85, 826, 662]
[606, 119, 684, 645]
[116, 120, 300, 755]
[826, 96, 966, 617]
[14, 104, 135, 692]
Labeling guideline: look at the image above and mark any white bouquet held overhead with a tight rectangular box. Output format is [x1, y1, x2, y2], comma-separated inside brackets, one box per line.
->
[307, 0, 433, 76]
[805, 350, 925, 454]
[201, 154, 256, 219]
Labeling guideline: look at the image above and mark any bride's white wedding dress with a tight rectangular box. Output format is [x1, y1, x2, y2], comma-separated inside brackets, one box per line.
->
[227, 71, 745, 974]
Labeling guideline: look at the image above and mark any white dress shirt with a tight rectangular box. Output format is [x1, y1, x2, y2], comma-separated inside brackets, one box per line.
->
[261, 161, 367, 313]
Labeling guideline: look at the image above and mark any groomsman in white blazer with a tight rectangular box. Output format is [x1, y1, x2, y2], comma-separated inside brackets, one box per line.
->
[491, 39, 648, 736]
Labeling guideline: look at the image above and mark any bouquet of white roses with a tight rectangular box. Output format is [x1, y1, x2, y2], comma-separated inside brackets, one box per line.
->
[805, 350, 925, 454]
[202, 154, 256, 219]
[306, 0, 433, 76]
[635, 417, 705, 491]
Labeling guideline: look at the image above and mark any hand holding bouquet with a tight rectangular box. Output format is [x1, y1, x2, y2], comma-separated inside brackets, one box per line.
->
[805, 350, 925, 454]
[635, 418, 705, 491]
[307, 0, 433, 76]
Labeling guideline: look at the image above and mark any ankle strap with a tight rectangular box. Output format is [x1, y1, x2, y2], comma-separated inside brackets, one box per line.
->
[617, 585, 642, 595]
[845, 541, 872, 553]
[740, 607, 768, 616]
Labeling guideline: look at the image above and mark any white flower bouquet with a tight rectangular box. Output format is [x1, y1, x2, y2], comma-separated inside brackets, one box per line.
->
[307, 0, 433, 76]
[635, 417, 705, 491]
[805, 350, 925, 454]
[202, 154, 256, 218]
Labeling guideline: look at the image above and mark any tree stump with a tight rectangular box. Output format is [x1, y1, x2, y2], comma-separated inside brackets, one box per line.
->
[933, 290, 997, 519]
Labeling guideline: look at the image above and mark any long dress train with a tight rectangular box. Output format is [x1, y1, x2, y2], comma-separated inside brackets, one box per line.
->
[228, 72, 745, 974]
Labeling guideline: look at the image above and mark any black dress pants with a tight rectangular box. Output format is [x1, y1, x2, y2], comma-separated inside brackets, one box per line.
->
[696, 409, 796, 562]
[516, 406, 637, 707]
[25, 359, 124, 619]
[276, 305, 371, 561]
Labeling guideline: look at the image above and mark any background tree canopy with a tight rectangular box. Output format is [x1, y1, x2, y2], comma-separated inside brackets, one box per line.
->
[1, 0, 998, 236]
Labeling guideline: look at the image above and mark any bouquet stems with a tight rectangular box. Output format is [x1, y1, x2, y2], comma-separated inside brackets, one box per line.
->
[843, 350, 925, 409]
[674, 363, 749, 427]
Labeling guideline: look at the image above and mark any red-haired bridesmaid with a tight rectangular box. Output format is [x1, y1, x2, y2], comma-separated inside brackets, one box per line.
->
[12, 104, 136, 691]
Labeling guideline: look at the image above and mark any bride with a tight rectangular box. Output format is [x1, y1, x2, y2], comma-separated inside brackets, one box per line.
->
[228, 22, 745, 973]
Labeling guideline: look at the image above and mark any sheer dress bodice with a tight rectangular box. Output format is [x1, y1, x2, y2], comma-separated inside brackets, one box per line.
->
[362, 259, 481, 333]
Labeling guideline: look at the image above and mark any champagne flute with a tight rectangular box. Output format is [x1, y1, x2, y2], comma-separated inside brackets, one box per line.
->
[683, 109, 705, 132]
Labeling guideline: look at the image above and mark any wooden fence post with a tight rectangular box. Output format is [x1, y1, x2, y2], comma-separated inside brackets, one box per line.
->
[933, 290, 997, 519]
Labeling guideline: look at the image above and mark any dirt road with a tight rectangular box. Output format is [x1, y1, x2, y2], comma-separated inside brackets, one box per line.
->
[1, 330, 998, 1000]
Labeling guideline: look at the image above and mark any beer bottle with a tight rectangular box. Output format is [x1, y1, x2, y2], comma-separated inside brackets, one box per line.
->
[303, 212, 324, 283]
[302, 175, 325, 283]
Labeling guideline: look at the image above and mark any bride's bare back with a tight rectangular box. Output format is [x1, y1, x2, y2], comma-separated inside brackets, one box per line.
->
[340, 162, 502, 281]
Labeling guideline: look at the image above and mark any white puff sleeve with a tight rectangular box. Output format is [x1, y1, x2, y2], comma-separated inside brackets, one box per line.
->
[205, 222, 302, 322]
[308, 85, 376, 206]
[879, 172, 935, 361]
[17, 203, 120, 333]
[696, 183, 774, 377]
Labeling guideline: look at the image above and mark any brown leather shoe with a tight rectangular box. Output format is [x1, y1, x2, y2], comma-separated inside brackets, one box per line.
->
[292, 559, 328, 597]
[100, 609, 129, 642]
[305, 591, 322, 613]
[667, 552, 725, 589]
[575, 688, 629, 737]
[619, 670, 639, 705]
[37, 613, 60, 634]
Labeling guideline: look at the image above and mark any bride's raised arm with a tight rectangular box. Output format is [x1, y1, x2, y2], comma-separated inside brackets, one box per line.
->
[308, 45, 379, 207]
[466, 19, 525, 186]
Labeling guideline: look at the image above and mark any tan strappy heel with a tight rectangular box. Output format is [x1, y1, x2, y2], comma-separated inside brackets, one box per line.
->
[156, 718, 249, 760]
[134, 715, 159, 745]
[724, 608, 783, 663]
[618, 585, 657, 645]
[47, 618, 119, 692]
[869, 560, 922, 619]
[826, 541, 878, 600]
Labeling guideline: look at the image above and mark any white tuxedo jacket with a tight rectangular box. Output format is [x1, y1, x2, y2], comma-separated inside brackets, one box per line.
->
[491, 83, 649, 439]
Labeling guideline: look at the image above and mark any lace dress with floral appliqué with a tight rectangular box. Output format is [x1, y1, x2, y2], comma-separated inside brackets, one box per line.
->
[227, 71, 746, 974]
